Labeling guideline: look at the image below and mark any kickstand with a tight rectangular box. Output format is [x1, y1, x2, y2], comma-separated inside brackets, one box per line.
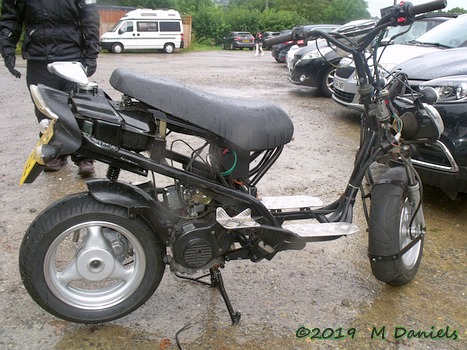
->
[173, 266, 241, 324]
[210, 266, 241, 324]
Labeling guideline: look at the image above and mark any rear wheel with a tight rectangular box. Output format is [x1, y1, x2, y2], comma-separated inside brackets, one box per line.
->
[368, 167, 424, 286]
[19, 193, 166, 323]
[163, 43, 175, 54]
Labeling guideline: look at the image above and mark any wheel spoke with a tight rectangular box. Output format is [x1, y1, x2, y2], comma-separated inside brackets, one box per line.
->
[57, 260, 82, 286]
[109, 260, 134, 282]
[83, 225, 111, 250]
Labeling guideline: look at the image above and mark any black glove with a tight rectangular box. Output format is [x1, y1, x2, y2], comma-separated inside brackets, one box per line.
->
[3, 54, 21, 78]
[83, 57, 97, 77]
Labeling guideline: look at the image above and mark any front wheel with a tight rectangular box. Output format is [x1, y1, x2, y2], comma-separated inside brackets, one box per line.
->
[368, 167, 424, 286]
[19, 193, 166, 323]
[111, 43, 123, 54]
[319, 65, 337, 98]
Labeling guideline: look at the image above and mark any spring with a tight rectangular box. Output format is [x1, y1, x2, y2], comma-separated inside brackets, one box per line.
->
[106, 166, 121, 181]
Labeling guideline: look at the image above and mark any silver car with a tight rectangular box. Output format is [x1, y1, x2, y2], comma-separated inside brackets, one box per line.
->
[333, 14, 461, 110]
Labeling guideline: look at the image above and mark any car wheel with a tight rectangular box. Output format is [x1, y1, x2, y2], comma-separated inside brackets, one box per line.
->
[163, 43, 175, 54]
[111, 43, 123, 54]
[320, 65, 337, 98]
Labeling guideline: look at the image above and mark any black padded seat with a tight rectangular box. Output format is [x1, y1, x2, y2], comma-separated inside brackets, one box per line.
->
[109, 68, 294, 151]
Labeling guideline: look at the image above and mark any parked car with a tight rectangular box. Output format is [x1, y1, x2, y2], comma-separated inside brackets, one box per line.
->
[262, 31, 281, 50]
[288, 20, 376, 97]
[389, 48, 467, 199]
[286, 39, 328, 72]
[333, 14, 462, 110]
[271, 24, 340, 63]
[222, 31, 255, 50]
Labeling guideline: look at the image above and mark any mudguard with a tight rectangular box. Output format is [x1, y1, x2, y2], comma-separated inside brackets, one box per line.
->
[36, 84, 82, 155]
[87, 179, 170, 244]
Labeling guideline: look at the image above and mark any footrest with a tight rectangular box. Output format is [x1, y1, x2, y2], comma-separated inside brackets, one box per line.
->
[261, 195, 323, 210]
[283, 222, 359, 238]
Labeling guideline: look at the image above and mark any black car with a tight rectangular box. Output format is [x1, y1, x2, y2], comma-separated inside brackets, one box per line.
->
[222, 31, 255, 50]
[262, 31, 281, 50]
[288, 20, 376, 97]
[271, 24, 339, 63]
[391, 48, 467, 199]
[289, 47, 344, 97]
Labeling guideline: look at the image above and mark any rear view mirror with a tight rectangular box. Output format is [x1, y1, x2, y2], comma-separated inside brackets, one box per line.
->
[47, 62, 89, 85]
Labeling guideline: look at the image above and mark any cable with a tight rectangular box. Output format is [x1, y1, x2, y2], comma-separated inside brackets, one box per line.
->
[175, 323, 192, 350]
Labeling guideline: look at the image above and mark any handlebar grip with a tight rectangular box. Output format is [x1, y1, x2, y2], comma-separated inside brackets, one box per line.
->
[410, 0, 447, 16]
[263, 32, 293, 47]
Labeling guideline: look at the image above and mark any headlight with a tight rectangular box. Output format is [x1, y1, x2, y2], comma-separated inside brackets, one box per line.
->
[338, 57, 353, 68]
[30, 85, 59, 121]
[420, 75, 467, 103]
[302, 46, 333, 60]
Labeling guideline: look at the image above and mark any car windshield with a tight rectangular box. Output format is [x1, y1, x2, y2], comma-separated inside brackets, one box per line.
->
[408, 15, 467, 48]
[384, 20, 440, 44]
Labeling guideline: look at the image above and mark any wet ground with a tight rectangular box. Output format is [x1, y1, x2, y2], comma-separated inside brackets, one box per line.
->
[0, 50, 465, 350]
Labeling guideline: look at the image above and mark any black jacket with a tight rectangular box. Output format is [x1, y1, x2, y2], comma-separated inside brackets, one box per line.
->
[0, 0, 100, 61]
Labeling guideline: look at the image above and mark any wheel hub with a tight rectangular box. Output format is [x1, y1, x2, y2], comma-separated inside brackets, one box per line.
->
[76, 247, 115, 281]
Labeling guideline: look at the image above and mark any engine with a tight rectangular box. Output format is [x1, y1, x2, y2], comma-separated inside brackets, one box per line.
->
[163, 184, 235, 274]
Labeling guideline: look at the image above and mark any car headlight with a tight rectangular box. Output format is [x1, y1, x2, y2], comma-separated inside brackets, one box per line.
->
[420, 75, 467, 103]
[302, 46, 333, 60]
[338, 57, 353, 68]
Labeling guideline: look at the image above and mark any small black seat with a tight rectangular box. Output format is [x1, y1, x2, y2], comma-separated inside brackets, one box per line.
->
[109, 68, 294, 151]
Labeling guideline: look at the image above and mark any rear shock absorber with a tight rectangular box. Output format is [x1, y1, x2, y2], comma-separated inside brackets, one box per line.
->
[106, 166, 121, 181]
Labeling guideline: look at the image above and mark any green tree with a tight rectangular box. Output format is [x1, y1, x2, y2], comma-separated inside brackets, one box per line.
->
[323, 0, 370, 24]
[192, 6, 227, 44]
[448, 7, 467, 14]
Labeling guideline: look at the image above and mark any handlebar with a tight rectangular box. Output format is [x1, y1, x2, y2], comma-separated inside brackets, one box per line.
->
[412, 0, 447, 16]
[264, 0, 447, 49]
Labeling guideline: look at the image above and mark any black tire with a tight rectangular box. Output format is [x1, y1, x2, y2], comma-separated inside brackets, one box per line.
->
[368, 167, 424, 286]
[163, 43, 175, 54]
[111, 43, 123, 54]
[319, 65, 337, 98]
[19, 192, 166, 323]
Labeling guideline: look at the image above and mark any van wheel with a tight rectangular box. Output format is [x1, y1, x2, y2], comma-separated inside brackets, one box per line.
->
[164, 43, 175, 54]
[111, 43, 123, 54]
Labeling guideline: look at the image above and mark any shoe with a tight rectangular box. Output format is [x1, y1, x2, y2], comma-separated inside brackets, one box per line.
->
[77, 159, 95, 177]
[44, 156, 68, 172]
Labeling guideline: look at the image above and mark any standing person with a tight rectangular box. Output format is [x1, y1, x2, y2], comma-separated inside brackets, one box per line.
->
[254, 31, 264, 56]
[0, 0, 100, 177]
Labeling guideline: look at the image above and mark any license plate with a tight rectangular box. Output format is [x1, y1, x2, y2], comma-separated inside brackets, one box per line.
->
[333, 79, 345, 91]
[20, 120, 55, 185]
[242, 39, 250, 43]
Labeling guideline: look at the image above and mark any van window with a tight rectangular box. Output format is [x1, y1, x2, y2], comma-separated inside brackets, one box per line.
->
[160, 22, 181, 32]
[121, 21, 134, 33]
[137, 22, 158, 32]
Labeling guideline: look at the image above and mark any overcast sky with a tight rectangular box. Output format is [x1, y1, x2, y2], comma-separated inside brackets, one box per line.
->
[367, 0, 466, 17]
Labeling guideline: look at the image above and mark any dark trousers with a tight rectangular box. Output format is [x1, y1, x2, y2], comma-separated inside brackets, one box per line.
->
[26, 60, 87, 163]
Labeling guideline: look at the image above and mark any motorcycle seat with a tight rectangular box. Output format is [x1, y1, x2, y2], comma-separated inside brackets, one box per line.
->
[109, 68, 294, 151]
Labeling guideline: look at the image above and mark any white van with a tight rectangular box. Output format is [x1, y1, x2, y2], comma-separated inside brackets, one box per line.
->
[100, 9, 184, 54]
